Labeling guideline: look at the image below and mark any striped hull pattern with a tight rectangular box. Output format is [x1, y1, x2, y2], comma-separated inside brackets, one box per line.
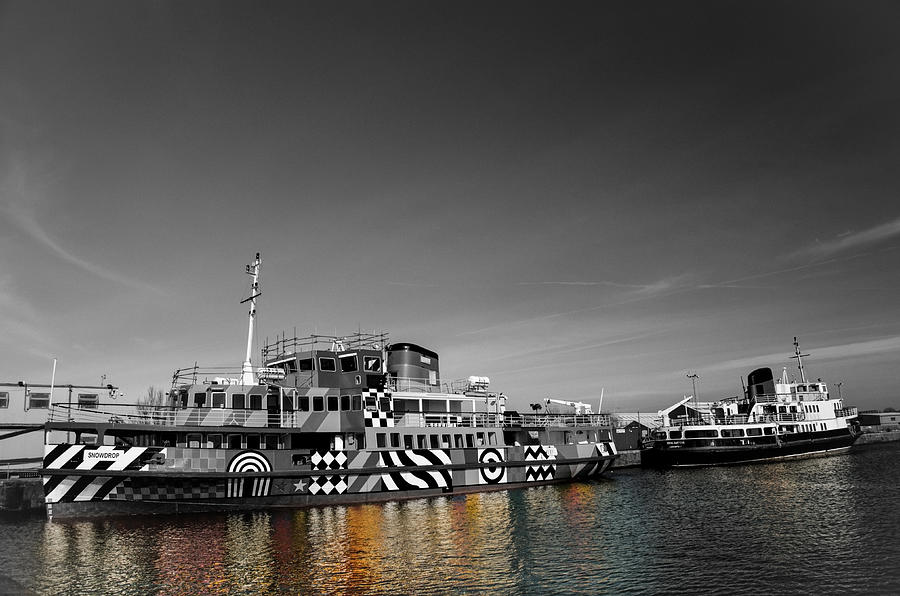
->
[42, 445, 166, 504]
[40, 442, 617, 516]
[379, 450, 452, 491]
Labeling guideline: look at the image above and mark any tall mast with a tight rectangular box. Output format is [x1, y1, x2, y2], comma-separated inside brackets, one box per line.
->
[241, 253, 261, 385]
[790, 336, 809, 383]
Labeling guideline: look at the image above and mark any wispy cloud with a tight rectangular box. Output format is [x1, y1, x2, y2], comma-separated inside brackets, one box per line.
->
[517, 276, 689, 294]
[2, 159, 165, 295]
[701, 336, 900, 374]
[387, 281, 440, 288]
[460, 276, 691, 336]
[793, 215, 900, 258]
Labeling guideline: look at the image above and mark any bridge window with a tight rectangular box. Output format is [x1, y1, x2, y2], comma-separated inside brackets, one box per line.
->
[212, 392, 226, 408]
[466, 434, 475, 448]
[341, 395, 350, 411]
[313, 395, 324, 412]
[187, 434, 201, 448]
[376, 433, 386, 448]
[232, 394, 245, 409]
[194, 393, 206, 407]
[379, 397, 391, 412]
[228, 434, 242, 449]
[282, 395, 293, 412]
[206, 434, 223, 448]
[455, 434, 464, 448]
[430, 435, 440, 448]
[319, 357, 336, 372]
[265, 435, 279, 450]
[247, 435, 260, 449]
[299, 395, 309, 411]
[417, 435, 427, 448]
[404, 435, 413, 449]
[339, 354, 358, 373]
[669, 430, 682, 439]
[298, 358, 314, 372]
[364, 356, 382, 372]
[442, 434, 451, 448]
[351, 395, 362, 411]
[0, 392, 7, 408]
[250, 394, 262, 410]
[327, 395, 338, 411]
[488, 432, 497, 445]
[390, 433, 400, 448]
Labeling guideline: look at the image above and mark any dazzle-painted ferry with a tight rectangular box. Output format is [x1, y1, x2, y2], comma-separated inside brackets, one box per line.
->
[642, 339, 859, 467]
[40, 254, 617, 518]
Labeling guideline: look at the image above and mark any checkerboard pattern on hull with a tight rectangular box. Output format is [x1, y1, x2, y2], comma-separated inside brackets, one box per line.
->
[363, 389, 394, 427]
[309, 450, 349, 494]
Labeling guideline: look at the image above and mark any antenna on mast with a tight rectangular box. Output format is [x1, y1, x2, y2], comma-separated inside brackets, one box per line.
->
[790, 336, 809, 383]
[240, 253, 261, 385]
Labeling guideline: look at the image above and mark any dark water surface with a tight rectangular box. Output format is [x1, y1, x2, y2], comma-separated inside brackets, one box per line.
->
[2, 443, 899, 595]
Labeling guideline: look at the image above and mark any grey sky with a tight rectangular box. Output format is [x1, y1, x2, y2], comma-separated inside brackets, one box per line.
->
[2, 1, 899, 410]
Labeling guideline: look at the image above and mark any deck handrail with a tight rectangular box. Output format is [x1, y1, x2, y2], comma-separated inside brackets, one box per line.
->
[47, 404, 611, 430]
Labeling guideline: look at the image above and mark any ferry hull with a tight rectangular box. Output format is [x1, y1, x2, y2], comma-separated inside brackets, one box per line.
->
[641, 429, 858, 468]
[41, 442, 616, 519]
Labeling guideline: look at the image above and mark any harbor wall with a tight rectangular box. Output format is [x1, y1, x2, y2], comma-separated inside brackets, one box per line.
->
[0, 476, 43, 513]
[857, 426, 900, 445]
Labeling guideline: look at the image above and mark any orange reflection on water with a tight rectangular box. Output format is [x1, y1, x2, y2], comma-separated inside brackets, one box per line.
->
[154, 516, 228, 594]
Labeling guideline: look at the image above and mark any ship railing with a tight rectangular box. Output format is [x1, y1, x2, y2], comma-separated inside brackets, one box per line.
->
[389, 377, 444, 394]
[49, 404, 179, 426]
[679, 412, 807, 426]
[170, 366, 250, 386]
[753, 394, 779, 404]
[393, 412, 611, 429]
[261, 331, 390, 360]
[836, 407, 858, 418]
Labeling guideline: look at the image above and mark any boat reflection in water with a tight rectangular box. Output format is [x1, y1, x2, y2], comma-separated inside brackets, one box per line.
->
[35, 486, 579, 594]
[18, 445, 900, 594]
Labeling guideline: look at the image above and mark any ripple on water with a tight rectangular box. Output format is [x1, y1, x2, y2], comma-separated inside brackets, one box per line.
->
[1, 444, 898, 594]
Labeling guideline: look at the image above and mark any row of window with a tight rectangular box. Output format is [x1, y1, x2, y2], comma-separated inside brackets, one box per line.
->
[374, 431, 498, 450]
[667, 427, 777, 439]
[0, 391, 98, 409]
[191, 392, 391, 413]
[185, 433, 280, 450]
[269, 355, 382, 375]
[800, 423, 827, 433]
[803, 404, 822, 413]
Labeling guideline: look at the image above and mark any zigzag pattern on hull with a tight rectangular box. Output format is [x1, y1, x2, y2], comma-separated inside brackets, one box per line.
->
[524, 444, 557, 482]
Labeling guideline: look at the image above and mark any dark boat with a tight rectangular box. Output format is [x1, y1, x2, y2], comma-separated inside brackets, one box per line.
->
[641, 339, 859, 467]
